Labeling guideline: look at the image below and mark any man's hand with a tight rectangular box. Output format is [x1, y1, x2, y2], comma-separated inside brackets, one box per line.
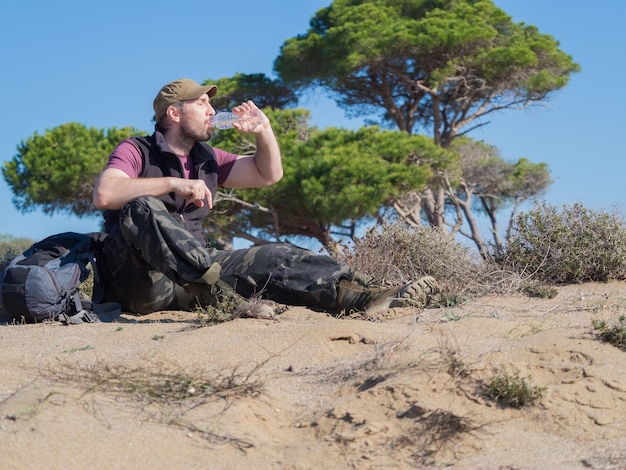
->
[231, 100, 266, 133]
[171, 178, 213, 209]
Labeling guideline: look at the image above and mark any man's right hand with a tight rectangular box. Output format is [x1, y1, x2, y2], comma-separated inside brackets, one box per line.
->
[171, 178, 213, 209]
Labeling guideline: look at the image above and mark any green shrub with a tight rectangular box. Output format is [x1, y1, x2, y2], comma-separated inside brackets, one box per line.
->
[502, 202, 626, 283]
[484, 368, 546, 409]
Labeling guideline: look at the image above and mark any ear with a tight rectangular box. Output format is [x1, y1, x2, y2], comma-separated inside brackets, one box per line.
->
[166, 104, 182, 123]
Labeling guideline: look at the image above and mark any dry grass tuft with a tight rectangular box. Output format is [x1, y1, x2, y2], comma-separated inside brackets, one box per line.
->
[41, 359, 264, 450]
[43, 360, 262, 404]
[194, 292, 277, 326]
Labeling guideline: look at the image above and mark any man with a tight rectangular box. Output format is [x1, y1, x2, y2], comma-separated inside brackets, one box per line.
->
[93, 78, 439, 317]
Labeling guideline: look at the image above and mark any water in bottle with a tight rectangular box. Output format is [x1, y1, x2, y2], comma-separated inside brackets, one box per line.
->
[211, 109, 262, 131]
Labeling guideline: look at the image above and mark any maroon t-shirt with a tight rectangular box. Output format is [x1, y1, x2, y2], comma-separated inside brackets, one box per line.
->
[107, 139, 237, 184]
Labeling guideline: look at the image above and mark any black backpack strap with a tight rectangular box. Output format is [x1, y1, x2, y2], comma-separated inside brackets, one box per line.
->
[85, 232, 109, 304]
[57, 292, 99, 324]
[58, 291, 122, 325]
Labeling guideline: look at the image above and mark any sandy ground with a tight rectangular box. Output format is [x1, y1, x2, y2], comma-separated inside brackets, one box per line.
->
[1, 281, 625, 470]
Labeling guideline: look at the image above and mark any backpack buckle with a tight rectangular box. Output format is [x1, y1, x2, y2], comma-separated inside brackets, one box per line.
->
[58, 309, 101, 325]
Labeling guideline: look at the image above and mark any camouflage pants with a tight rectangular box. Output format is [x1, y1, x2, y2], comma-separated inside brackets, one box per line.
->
[100, 196, 351, 314]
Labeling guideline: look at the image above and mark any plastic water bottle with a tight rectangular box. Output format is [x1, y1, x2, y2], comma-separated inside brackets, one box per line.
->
[210, 109, 262, 131]
[211, 112, 239, 129]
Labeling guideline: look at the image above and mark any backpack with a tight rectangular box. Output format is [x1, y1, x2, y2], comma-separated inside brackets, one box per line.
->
[0, 232, 121, 324]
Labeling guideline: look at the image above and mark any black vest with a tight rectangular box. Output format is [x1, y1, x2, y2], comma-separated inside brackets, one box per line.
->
[103, 129, 219, 244]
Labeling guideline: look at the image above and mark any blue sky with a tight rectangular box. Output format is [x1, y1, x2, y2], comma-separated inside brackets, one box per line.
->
[1, 0, 624, 243]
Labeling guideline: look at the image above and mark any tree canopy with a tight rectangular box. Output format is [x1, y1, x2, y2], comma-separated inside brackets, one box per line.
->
[205, 73, 297, 111]
[2, 123, 141, 217]
[275, 0, 580, 146]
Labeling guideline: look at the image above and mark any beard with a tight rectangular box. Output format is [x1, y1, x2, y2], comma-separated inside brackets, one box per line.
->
[180, 116, 213, 142]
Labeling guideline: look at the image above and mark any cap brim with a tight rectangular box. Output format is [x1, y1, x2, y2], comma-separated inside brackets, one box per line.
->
[206, 85, 218, 98]
[180, 84, 217, 101]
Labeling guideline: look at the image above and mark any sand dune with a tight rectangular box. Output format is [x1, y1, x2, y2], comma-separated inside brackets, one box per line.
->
[1, 281, 625, 469]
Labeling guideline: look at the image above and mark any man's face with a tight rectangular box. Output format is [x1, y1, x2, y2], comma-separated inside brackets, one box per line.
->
[179, 94, 215, 142]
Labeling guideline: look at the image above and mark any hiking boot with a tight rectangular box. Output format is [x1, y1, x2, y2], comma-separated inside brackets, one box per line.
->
[182, 263, 275, 319]
[336, 275, 440, 314]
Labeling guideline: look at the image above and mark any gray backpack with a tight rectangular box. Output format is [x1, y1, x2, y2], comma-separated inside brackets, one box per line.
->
[0, 232, 120, 324]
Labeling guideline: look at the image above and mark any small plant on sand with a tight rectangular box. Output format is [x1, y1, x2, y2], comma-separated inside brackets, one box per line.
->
[442, 311, 465, 322]
[196, 303, 234, 326]
[592, 315, 626, 351]
[483, 367, 546, 409]
[432, 293, 471, 308]
[521, 282, 558, 299]
[195, 293, 273, 327]
[440, 344, 469, 379]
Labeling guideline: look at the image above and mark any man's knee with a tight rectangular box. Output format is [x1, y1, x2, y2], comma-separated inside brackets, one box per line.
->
[118, 196, 182, 247]
[120, 196, 167, 226]
[250, 243, 315, 265]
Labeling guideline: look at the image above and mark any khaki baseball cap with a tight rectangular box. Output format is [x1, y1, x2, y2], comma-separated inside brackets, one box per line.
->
[153, 78, 218, 122]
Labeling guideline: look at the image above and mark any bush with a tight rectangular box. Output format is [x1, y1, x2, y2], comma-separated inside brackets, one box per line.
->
[338, 204, 625, 304]
[501, 202, 626, 283]
[0, 234, 35, 270]
[337, 221, 486, 297]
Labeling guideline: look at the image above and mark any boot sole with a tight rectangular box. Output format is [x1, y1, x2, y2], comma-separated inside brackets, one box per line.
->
[370, 276, 440, 311]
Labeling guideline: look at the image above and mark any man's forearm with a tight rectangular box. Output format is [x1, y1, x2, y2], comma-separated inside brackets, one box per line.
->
[93, 175, 175, 210]
[253, 126, 283, 184]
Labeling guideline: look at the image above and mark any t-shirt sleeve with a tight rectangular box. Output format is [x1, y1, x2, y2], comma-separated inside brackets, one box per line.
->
[213, 147, 238, 186]
[106, 139, 143, 178]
